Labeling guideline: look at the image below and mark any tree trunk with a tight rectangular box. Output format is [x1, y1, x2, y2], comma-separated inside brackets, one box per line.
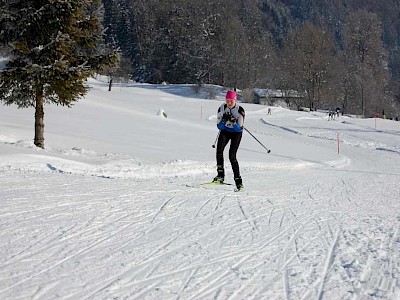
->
[361, 62, 365, 117]
[34, 87, 45, 148]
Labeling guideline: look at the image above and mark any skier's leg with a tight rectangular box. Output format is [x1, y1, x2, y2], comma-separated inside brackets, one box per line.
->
[229, 132, 243, 187]
[215, 131, 229, 180]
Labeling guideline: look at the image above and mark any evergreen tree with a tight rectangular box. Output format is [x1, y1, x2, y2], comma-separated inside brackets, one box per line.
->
[0, 0, 118, 148]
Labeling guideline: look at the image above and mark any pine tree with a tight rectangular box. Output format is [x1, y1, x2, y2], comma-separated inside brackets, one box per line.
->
[0, 0, 119, 148]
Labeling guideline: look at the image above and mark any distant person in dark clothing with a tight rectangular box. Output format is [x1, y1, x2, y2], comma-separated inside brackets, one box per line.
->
[336, 107, 340, 118]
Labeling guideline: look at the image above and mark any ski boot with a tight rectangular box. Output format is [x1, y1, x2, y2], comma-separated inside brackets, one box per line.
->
[234, 177, 244, 191]
[212, 176, 224, 184]
[213, 166, 225, 184]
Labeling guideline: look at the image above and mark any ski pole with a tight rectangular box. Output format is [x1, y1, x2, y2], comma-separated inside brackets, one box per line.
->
[243, 127, 271, 153]
[212, 131, 220, 148]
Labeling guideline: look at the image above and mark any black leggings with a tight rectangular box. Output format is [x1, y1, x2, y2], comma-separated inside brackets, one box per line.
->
[216, 130, 242, 178]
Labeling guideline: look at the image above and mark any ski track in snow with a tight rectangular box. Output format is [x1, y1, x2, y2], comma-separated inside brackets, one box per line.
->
[1, 167, 400, 299]
[1, 81, 400, 299]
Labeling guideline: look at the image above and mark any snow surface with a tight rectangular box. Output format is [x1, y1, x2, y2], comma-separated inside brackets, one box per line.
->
[1, 78, 400, 300]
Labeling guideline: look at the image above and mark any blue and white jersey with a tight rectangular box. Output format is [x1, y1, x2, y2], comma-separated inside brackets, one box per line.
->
[217, 104, 245, 133]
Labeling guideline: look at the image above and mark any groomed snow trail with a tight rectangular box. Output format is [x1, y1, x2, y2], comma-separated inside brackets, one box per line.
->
[1, 165, 399, 300]
[1, 80, 399, 299]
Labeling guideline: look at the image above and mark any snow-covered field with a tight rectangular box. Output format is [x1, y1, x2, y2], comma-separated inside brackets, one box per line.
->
[1, 79, 399, 299]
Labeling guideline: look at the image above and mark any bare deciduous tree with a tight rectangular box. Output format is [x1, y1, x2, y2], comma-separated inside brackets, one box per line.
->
[282, 22, 335, 110]
[343, 10, 389, 116]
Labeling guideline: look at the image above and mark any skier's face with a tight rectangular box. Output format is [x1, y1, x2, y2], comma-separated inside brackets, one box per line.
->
[226, 98, 236, 108]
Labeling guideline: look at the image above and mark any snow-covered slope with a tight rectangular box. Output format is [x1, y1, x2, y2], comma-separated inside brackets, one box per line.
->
[1, 79, 399, 299]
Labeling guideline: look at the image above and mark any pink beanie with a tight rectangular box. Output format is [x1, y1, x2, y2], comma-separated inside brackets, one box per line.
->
[225, 90, 237, 101]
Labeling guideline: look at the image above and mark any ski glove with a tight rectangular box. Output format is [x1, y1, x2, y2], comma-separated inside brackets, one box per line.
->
[222, 112, 237, 123]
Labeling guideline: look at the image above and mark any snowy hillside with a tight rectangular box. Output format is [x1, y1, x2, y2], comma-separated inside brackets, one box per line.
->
[1, 79, 400, 299]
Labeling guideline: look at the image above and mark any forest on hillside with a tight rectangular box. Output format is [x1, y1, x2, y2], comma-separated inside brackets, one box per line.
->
[102, 0, 400, 117]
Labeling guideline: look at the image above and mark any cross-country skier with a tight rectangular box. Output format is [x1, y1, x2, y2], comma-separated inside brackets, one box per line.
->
[213, 90, 245, 190]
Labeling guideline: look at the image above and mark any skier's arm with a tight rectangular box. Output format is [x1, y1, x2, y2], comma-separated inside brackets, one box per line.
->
[217, 105, 225, 124]
[237, 107, 245, 128]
